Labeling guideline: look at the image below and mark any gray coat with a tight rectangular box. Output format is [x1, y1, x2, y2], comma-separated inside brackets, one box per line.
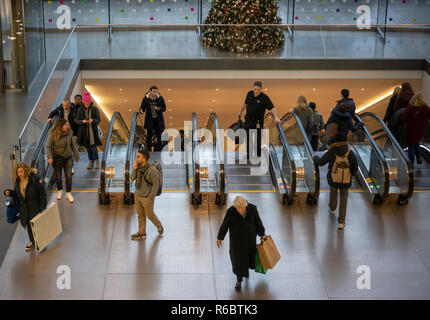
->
[293, 106, 313, 133]
[131, 163, 159, 199]
[46, 129, 79, 161]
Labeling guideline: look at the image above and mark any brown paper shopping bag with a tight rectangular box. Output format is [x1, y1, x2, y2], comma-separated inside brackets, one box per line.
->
[257, 235, 281, 269]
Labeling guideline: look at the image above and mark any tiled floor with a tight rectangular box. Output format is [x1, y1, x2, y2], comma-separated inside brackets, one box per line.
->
[1, 189, 430, 300]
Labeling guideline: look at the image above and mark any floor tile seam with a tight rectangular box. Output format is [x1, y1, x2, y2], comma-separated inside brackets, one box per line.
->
[101, 200, 120, 301]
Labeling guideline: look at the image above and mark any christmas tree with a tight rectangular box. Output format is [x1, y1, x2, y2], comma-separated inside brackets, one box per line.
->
[201, 0, 285, 54]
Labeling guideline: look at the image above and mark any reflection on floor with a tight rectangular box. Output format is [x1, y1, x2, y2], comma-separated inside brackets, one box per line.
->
[1, 190, 430, 300]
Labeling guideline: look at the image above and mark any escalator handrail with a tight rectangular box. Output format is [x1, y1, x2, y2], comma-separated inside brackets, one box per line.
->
[354, 113, 391, 198]
[124, 112, 139, 202]
[275, 121, 297, 199]
[191, 112, 200, 201]
[208, 112, 226, 202]
[359, 112, 414, 200]
[30, 116, 57, 174]
[100, 112, 129, 201]
[282, 112, 320, 200]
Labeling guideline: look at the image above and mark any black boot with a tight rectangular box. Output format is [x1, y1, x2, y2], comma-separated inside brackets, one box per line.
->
[235, 281, 241, 292]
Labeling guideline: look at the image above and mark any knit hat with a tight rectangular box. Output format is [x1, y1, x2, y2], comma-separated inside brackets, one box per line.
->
[82, 91, 92, 104]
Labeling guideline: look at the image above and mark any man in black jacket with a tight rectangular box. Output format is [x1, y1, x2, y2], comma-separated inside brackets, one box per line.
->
[313, 133, 358, 230]
[47, 98, 78, 140]
[139, 85, 166, 152]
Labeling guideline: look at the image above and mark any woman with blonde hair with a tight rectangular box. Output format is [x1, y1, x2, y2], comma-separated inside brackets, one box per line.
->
[293, 95, 313, 136]
[216, 196, 267, 292]
[4, 163, 47, 252]
[47, 118, 79, 203]
[400, 92, 430, 166]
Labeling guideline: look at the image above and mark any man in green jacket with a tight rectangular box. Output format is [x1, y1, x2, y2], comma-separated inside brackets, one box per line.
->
[130, 149, 164, 240]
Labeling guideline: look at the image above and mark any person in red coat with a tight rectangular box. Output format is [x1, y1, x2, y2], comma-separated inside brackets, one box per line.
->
[394, 82, 414, 112]
[400, 92, 430, 166]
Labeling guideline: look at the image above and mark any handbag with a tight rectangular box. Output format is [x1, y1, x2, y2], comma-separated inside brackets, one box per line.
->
[228, 118, 243, 144]
[90, 107, 103, 140]
[5, 196, 20, 224]
[256, 235, 281, 269]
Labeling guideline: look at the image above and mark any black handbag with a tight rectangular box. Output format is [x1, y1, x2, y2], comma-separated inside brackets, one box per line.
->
[228, 118, 244, 145]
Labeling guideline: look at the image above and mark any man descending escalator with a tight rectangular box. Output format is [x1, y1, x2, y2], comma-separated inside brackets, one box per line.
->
[139, 85, 167, 152]
[313, 133, 358, 230]
[238, 81, 281, 161]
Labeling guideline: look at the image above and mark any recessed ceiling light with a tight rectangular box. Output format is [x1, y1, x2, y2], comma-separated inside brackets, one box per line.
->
[168, 99, 171, 102]
[209, 109, 212, 112]
[167, 89, 171, 91]
[170, 122, 173, 126]
[119, 88, 123, 91]
[361, 88, 365, 91]
[312, 88, 316, 91]
[129, 109, 132, 112]
[264, 88, 268, 91]
[124, 99, 127, 102]
[212, 100, 215, 102]
[169, 109, 172, 112]
[216, 88, 220, 91]
[169, 116, 172, 119]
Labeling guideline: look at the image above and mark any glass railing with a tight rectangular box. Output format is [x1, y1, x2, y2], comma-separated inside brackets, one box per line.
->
[265, 112, 296, 205]
[277, 112, 320, 204]
[186, 112, 200, 205]
[18, 25, 78, 163]
[99, 112, 130, 205]
[207, 112, 226, 205]
[359, 112, 413, 204]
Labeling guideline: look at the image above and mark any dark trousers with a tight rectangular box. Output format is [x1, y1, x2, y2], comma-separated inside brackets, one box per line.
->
[245, 122, 262, 158]
[147, 120, 162, 151]
[329, 187, 349, 224]
[26, 222, 34, 243]
[87, 145, 99, 161]
[310, 135, 319, 151]
[54, 157, 73, 192]
[407, 143, 420, 165]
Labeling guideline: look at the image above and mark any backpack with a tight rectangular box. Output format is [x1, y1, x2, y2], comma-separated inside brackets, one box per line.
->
[142, 161, 163, 196]
[308, 112, 320, 136]
[331, 150, 351, 184]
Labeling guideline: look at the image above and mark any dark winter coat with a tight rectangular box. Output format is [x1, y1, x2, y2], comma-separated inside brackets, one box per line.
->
[139, 92, 166, 133]
[325, 110, 361, 144]
[314, 142, 358, 189]
[5, 172, 47, 227]
[383, 94, 398, 123]
[400, 104, 430, 145]
[75, 103, 102, 147]
[393, 91, 414, 112]
[217, 203, 265, 278]
[48, 104, 79, 136]
[333, 98, 356, 116]
[388, 108, 408, 148]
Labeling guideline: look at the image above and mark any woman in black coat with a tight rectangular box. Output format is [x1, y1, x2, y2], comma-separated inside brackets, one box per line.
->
[217, 196, 266, 292]
[4, 163, 47, 252]
[75, 91, 102, 169]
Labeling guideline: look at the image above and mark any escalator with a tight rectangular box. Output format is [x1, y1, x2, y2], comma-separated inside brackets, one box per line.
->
[416, 127, 430, 191]
[122, 112, 188, 205]
[266, 112, 319, 205]
[188, 112, 226, 206]
[358, 112, 414, 204]
[99, 112, 130, 204]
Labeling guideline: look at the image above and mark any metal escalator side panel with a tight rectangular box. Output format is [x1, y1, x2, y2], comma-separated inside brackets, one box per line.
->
[280, 112, 320, 203]
[359, 112, 413, 202]
[99, 112, 130, 205]
[268, 144, 288, 198]
[124, 112, 139, 204]
[190, 112, 200, 205]
[352, 114, 390, 200]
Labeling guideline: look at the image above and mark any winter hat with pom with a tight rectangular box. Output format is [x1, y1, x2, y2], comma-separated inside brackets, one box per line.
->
[82, 91, 92, 104]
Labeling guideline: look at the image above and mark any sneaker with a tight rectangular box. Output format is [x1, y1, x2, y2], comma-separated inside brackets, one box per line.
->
[235, 281, 242, 292]
[72, 167, 75, 175]
[158, 225, 164, 235]
[337, 223, 345, 230]
[95, 160, 100, 169]
[57, 191, 62, 200]
[131, 232, 146, 240]
[328, 207, 336, 215]
[25, 242, 34, 252]
[66, 192, 74, 203]
[87, 161, 94, 170]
